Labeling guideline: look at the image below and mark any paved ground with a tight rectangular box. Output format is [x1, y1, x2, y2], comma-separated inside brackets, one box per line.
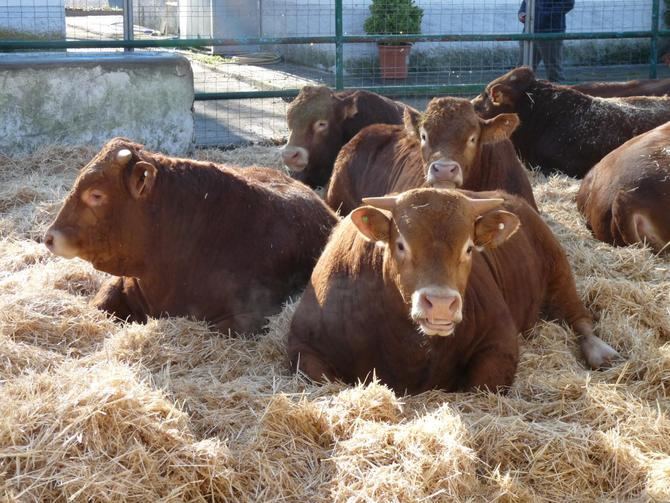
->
[65, 13, 670, 148]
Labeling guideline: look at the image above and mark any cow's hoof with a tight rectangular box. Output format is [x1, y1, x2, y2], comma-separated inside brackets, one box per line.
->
[580, 334, 622, 370]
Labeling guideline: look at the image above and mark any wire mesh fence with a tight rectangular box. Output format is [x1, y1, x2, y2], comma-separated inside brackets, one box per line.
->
[1, 0, 669, 147]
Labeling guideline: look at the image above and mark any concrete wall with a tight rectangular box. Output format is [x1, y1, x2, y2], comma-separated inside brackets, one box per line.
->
[0, 52, 195, 155]
[1, 0, 66, 38]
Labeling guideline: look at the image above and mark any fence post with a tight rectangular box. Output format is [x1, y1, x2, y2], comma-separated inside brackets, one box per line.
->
[335, 0, 344, 90]
[123, 0, 134, 52]
[650, 0, 660, 78]
[521, 0, 535, 67]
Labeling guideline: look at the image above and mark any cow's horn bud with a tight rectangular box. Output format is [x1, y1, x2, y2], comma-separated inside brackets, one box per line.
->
[362, 195, 397, 211]
[117, 149, 132, 164]
[466, 197, 504, 215]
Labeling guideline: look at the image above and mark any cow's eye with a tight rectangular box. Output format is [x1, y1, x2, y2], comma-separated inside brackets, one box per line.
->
[84, 189, 107, 207]
[420, 132, 427, 142]
[466, 244, 474, 254]
[469, 136, 477, 143]
[396, 240, 405, 252]
[314, 120, 328, 132]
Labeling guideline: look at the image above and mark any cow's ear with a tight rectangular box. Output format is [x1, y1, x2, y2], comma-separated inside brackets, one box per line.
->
[127, 161, 157, 200]
[351, 206, 392, 242]
[480, 113, 519, 144]
[403, 106, 422, 136]
[508, 66, 535, 90]
[474, 210, 520, 248]
[488, 84, 511, 106]
[336, 93, 359, 119]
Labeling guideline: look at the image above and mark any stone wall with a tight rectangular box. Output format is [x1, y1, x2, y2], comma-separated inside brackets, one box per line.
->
[0, 52, 195, 155]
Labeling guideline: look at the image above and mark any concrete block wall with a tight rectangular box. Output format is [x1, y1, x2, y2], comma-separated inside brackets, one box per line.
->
[0, 52, 195, 155]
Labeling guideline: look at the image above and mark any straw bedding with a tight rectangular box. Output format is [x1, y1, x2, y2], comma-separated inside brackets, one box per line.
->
[0, 144, 668, 502]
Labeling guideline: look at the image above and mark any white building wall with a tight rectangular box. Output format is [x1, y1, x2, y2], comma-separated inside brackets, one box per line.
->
[1, 0, 66, 37]
[259, 0, 653, 63]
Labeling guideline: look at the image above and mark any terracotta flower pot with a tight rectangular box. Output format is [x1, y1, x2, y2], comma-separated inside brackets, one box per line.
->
[378, 43, 411, 80]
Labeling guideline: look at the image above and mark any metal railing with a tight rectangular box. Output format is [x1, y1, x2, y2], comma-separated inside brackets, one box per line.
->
[1, 0, 667, 100]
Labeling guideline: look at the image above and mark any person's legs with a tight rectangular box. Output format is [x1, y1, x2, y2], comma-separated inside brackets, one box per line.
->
[532, 42, 542, 71]
[538, 40, 565, 82]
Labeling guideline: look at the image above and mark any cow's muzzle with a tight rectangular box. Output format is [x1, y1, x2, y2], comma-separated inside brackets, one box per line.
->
[44, 228, 78, 259]
[281, 145, 309, 172]
[426, 160, 463, 189]
[411, 286, 463, 336]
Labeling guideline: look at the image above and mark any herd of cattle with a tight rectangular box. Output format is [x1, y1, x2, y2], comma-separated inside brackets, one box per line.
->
[43, 66, 670, 394]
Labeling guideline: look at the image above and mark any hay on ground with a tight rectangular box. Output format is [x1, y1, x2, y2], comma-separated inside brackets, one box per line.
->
[0, 144, 668, 502]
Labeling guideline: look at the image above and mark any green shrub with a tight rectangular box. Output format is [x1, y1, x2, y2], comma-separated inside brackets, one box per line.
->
[363, 0, 423, 44]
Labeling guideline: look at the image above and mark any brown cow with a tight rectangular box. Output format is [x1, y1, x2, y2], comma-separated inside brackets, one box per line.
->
[44, 138, 338, 334]
[472, 67, 670, 178]
[288, 188, 619, 394]
[572, 78, 670, 98]
[325, 97, 537, 215]
[577, 121, 670, 253]
[281, 85, 407, 188]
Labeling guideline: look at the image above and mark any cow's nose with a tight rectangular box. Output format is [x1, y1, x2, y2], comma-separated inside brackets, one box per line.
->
[281, 146, 308, 171]
[282, 150, 299, 162]
[430, 161, 460, 180]
[420, 292, 461, 322]
[44, 231, 55, 250]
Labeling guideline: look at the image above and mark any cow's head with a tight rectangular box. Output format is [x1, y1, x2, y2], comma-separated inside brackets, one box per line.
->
[351, 189, 520, 336]
[404, 98, 519, 188]
[472, 66, 536, 119]
[44, 137, 157, 276]
[281, 85, 358, 187]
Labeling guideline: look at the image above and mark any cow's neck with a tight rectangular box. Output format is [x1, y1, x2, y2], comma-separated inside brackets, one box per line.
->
[462, 147, 486, 188]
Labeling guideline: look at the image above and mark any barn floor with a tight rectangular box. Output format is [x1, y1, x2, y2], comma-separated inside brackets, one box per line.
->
[0, 144, 669, 501]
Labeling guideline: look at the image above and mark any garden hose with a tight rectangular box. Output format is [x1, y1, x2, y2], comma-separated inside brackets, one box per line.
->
[231, 52, 282, 65]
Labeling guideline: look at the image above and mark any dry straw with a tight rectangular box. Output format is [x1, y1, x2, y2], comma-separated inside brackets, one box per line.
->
[0, 145, 668, 502]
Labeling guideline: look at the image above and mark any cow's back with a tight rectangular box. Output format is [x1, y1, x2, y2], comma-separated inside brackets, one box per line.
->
[341, 91, 405, 144]
[577, 123, 670, 249]
[512, 83, 670, 178]
[572, 78, 670, 98]
[138, 164, 337, 333]
[468, 140, 537, 210]
[228, 167, 337, 288]
[326, 124, 424, 214]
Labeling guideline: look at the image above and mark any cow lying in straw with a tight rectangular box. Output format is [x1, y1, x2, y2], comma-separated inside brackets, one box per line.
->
[473, 67, 670, 178]
[577, 122, 670, 253]
[289, 188, 619, 394]
[280, 85, 408, 189]
[325, 97, 536, 215]
[44, 137, 338, 334]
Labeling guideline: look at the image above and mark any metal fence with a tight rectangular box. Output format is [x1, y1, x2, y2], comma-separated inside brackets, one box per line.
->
[1, 0, 669, 147]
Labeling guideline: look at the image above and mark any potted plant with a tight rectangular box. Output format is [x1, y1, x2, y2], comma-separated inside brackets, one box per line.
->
[364, 0, 424, 80]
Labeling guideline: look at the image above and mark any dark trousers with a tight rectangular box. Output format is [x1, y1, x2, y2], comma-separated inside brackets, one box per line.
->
[518, 39, 565, 82]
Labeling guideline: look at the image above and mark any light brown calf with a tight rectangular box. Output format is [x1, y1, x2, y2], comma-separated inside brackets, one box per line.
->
[289, 188, 619, 394]
[45, 138, 338, 334]
[325, 97, 536, 215]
